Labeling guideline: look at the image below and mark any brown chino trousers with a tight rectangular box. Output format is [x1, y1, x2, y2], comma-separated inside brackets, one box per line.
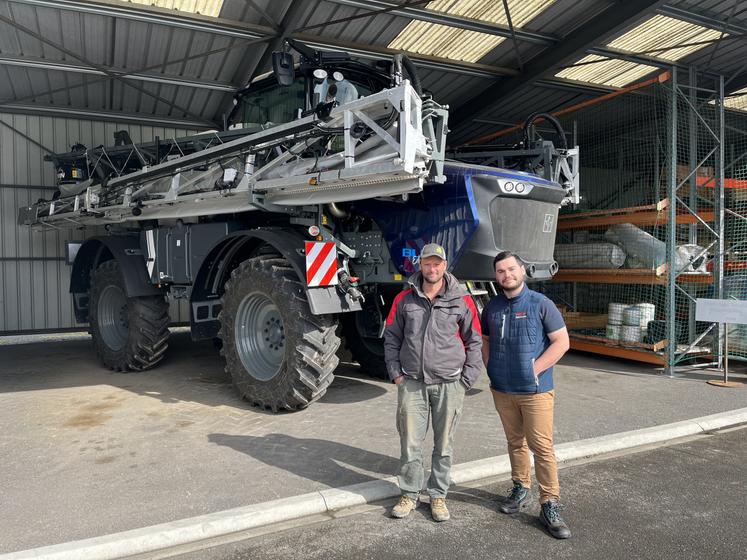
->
[491, 389, 560, 503]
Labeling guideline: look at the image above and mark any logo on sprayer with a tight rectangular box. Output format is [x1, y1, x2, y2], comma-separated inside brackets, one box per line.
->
[402, 247, 421, 265]
[543, 214, 554, 233]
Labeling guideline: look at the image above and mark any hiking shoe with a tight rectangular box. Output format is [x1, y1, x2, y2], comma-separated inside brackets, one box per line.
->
[498, 481, 529, 514]
[540, 500, 571, 539]
[391, 495, 418, 518]
[430, 497, 450, 522]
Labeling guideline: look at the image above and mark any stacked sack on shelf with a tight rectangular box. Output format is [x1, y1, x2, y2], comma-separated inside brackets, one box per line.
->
[554, 223, 708, 272]
[606, 302, 656, 343]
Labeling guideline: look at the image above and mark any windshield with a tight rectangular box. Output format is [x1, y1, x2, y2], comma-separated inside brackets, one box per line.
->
[240, 77, 306, 128]
[237, 72, 377, 128]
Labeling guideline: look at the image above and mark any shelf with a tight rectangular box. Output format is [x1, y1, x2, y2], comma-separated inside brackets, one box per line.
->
[696, 176, 747, 190]
[552, 265, 712, 285]
[569, 336, 666, 365]
[569, 334, 711, 365]
[557, 199, 715, 230]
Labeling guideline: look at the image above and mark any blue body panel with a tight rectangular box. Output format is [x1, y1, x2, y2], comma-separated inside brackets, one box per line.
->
[354, 162, 561, 276]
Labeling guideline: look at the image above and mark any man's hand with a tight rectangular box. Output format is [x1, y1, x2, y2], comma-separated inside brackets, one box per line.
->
[393, 375, 404, 385]
[532, 327, 570, 375]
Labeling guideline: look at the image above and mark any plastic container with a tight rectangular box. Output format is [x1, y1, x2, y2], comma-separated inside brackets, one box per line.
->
[620, 325, 642, 343]
[635, 303, 656, 331]
[623, 306, 643, 326]
[606, 324, 621, 340]
[608, 303, 627, 325]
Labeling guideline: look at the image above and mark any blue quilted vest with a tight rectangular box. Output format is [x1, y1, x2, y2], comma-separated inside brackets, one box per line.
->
[486, 285, 554, 394]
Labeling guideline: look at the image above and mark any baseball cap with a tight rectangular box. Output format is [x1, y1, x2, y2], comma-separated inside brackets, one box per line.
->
[420, 243, 447, 261]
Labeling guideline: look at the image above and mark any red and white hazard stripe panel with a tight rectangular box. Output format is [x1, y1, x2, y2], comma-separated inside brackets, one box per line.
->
[305, 241, 339, 287]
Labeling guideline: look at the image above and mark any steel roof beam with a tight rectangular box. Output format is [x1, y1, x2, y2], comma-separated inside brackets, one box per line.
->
[657, 5, 747, 37]
[295, 34, 517, 78]
[588, 46, 673, 69]
[450, 0, 667, 132]
[241, 2, 309, 92]
[0, 102, 211, 129]
[8, 0, 273, 39]
[534, 77, 616, 95]
[9, 0, 513, 79]
[325, 0, 557, 46]
[0, 54, 236, 92]
[0, 9, 216, 126]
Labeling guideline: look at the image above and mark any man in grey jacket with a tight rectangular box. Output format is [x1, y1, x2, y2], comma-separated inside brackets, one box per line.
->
[384, 243, 483, 522]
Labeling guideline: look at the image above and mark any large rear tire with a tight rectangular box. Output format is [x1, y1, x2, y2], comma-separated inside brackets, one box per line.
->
[89, 260, 170, 371]
[219, 255, 340, 412]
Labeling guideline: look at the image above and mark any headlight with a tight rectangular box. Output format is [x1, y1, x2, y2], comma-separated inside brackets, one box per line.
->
[504, 181, 514, 192]
[515, 183, 526, 193]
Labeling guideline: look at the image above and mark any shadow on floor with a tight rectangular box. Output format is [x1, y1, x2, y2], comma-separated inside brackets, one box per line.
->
[0, 331, 390, 411]
[208, 432, 400, 487]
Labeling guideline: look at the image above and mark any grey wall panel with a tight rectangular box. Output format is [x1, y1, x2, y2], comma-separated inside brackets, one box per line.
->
[0, 111, 198, 333]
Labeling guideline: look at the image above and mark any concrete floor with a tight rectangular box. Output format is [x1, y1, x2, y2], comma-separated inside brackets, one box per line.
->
[175, 426, 747, 560]
[1, 330, 745, 553]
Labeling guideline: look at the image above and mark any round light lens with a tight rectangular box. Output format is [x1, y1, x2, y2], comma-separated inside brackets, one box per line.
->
[308, 225, 321, 236]
[332, 71, 344, 82]
[516, 183, 526, 193]
[313, 69, 328, 80]
[504, 181, 514, 192]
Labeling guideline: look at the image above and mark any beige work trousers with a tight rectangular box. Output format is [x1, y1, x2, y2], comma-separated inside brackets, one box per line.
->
[491, 389, 560, 503]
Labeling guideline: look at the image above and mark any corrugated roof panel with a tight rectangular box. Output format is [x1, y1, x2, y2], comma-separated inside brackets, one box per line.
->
[555, 54, 658, 88]
[388, 0, 556, 63]
[677, 37, 745, 75]
[390, 20, 504, 63]
[221, 0, 288, 25]
[723, 86, 747, 112]
[126, 0, 224, 18]
[180, 31, 215, 76]
[607, 14, 724, 61]
[119, 19, 156, 70]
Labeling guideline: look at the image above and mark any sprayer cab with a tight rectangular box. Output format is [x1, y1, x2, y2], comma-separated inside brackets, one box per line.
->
[228, 40, 394, 130]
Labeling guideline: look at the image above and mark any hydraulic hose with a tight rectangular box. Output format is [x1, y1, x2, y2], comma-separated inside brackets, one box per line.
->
[400, 55, 423, 96]
[522, 112, 568, 150]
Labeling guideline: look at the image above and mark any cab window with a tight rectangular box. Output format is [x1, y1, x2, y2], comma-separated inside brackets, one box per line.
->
[241, 77, 305, 128]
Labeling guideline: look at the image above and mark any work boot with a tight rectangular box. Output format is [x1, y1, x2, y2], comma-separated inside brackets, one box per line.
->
[540, 500, 571, 539]
[430, 497, 450, 522]
[497, 480, 529, 514]
[391, 495, 418, 518]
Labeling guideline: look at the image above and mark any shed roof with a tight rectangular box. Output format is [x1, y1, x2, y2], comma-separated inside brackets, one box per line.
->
[0, 0, 744, 144]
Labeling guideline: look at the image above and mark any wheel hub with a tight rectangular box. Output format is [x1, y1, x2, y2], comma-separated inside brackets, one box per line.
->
[235, 291, 285, 381]
[98, 284, 129, 351]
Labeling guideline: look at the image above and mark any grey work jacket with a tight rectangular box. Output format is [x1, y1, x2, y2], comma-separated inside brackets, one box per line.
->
[383, 271, 483, 389]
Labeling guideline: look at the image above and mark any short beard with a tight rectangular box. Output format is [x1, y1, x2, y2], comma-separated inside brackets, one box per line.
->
[423, 275, 442, 286]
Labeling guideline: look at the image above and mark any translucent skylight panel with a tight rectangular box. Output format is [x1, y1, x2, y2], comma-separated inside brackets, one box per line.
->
[607, 14, 724, 62]
[388, 0, 555, 63]
[555, 54, 659, 88]
[126, 0, 224, 18]
[722, 86, 747, 112]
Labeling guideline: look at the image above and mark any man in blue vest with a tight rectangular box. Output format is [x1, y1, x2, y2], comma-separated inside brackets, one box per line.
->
[481, 251, 571, 539]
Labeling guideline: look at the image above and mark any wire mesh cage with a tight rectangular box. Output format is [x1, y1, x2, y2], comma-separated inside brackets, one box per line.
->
[493, 69, 746, 368]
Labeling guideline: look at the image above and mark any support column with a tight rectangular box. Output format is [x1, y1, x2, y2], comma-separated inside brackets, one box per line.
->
[687, 66, 698, 343]
[667, 67, 678, 376]
[714, 75, 726, 366]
